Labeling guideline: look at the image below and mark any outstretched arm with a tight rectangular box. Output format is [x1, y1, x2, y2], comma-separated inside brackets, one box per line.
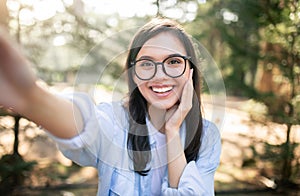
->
[0, 29, 82, 139]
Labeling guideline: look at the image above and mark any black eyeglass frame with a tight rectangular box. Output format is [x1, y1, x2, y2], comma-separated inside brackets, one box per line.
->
[131, 54, 191, 81]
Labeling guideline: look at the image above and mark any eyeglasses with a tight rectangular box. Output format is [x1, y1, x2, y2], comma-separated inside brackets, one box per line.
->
[131, 54, 190, 80]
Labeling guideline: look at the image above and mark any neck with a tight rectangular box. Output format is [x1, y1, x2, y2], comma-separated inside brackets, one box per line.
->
[148, 104, 167, 134]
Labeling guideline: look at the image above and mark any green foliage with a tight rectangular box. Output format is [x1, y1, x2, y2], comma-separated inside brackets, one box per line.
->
[3, 0, 300, 190]
[224, 74, 258, 97]
[291, 95, 300, 124]
[190, 0, 300, 186]
[248, 141, 299, 182]
[0, 154, 36, 193]
[43, 162, 81, 182]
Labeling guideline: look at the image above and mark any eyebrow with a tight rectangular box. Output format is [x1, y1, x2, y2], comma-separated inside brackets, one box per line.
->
[137, 53, 185, 61]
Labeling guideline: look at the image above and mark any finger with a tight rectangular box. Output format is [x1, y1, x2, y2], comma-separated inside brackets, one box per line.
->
[179, 69, 194, 110]
[165, 69, 195, 130]
[165, 104, 179, 122]
[169, 69, 194, 123]
[189, 68, 194, 81]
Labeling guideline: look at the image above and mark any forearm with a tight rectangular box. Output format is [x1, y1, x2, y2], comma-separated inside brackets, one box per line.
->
[19, 84, 83, 139]
[0, 31, 83, 139]
[166, 130, 187, 188]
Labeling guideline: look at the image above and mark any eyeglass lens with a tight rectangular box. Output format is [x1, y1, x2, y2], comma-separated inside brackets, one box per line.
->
[134, 56, 186, 80]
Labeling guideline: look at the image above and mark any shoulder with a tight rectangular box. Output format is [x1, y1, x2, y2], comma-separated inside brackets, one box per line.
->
[96, 100, 125, 112]
[202, 119, 221, 141]
[199, 119, 221, 155]
[196, 119, 222, 166]
[96, 101, 129, 129]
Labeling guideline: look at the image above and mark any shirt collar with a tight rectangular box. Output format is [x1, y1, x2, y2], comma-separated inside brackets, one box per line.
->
[146, 116, 186, 147]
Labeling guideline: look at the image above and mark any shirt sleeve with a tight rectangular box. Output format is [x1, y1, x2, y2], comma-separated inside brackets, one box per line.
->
[46, 92, 117, 168]
[161, 120, 221, 196]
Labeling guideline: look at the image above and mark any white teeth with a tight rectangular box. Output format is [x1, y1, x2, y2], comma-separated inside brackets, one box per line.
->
[152, 86, 173, 93]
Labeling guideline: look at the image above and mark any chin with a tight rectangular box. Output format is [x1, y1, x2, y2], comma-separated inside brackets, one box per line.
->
[148, 100, 178, 111]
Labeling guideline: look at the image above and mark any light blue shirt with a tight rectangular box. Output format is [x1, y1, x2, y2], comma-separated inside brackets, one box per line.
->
[49, 93, 221, 196]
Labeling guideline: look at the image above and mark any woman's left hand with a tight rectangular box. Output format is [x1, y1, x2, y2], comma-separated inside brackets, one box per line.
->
[165, 69, 194, 135]
[164, 69, 193, 188]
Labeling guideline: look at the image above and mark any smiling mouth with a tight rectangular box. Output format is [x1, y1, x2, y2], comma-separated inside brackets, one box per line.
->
[151, 86, 173, 93]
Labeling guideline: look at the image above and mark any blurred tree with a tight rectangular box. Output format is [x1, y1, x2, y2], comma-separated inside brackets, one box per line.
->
[190, 0, 300, 188]
[256, 0, 300, 186]
[7, 0, 147, 86]
[2, 0, 298, 191]
[0, 1, 36, 193]
[0, 0, 9, 27]
[0, 0, 22, 157]
[191, 0, 262, 96]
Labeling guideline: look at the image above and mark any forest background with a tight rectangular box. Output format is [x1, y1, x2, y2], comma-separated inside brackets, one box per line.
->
[0, 0, 299, 195]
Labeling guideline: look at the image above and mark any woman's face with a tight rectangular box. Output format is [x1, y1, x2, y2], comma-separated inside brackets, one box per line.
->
[133, 32, 191, 110]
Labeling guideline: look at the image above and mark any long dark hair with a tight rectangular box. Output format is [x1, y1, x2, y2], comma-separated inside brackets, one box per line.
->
[125, 18, 203, 176]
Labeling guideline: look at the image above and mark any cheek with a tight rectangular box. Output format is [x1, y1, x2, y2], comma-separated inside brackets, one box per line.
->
[179, 72, 190, 86]
[133, 76, 147, 93]
[133, 75, 144, 88]
[176, 73, 190, 93]
[138, 83, 148, 94]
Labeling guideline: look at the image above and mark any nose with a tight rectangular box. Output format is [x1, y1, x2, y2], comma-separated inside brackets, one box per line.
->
[153, 63, 168, 79]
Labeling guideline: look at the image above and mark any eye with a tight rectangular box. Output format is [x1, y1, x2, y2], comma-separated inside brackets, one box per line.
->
[137, 60, 154, 67]
[166, 57, 184, 65]
[142, 62, 153, 67]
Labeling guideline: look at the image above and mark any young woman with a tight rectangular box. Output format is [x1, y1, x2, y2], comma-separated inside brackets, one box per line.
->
[0, 18, 221, 195]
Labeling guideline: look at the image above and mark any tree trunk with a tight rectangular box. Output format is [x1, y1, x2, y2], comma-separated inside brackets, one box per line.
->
[280, 123, 293, 185]
[13, 115, 21, 156]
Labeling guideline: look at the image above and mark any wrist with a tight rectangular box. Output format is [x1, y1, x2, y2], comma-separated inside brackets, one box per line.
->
[165, 126, 180, 140]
